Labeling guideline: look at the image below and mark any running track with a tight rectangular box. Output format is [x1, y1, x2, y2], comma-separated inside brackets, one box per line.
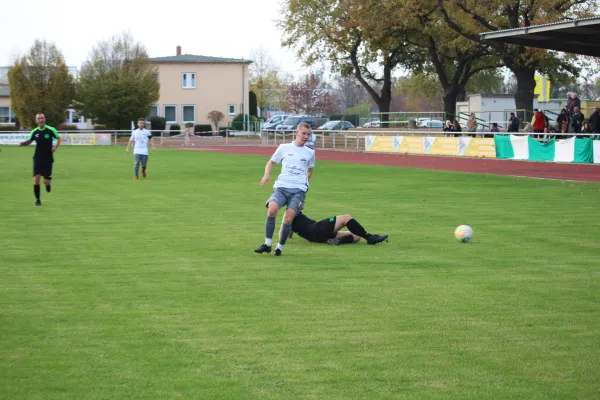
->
[183, 146, 600, 183]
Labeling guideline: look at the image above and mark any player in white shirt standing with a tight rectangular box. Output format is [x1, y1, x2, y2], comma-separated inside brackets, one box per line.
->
[126, 118, 156, 180]
[255, 123, 315, 256]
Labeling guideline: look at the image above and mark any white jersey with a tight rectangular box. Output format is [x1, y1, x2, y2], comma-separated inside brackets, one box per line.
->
[271, 142, 315, 191]
[130, 128, 152, 155]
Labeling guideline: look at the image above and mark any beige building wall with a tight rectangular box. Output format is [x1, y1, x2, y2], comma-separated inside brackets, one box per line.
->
[154, 62, 250, 129]
[0, 97, 10, 107]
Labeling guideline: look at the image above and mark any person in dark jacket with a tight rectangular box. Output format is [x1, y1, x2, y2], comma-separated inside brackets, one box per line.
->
[570, 107, 585, 134]
[589, 107, 600, 133]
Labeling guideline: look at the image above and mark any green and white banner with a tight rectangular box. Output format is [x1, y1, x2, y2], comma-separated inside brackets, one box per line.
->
[495, 135, 598, 164]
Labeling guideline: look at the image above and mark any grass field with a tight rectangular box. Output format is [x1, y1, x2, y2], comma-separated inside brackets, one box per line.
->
[1, 146, 599, 399]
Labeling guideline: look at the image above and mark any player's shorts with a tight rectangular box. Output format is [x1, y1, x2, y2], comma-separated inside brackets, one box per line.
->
[265, 187, 306, 214]
[33, 158, 53, 179]
[134, 153, 149, 165]
[310, 216, 337, 243]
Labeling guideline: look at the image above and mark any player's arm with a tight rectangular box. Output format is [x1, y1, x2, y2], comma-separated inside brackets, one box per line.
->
[52, 133, 62, 152]
[20, 129, 36, 147]
[150, 133, 156, 150]
[260, 160, 276, 186]
[261, 145, 283, 186]
[307, 168, 313, 181]
[126, 136, 135, 152]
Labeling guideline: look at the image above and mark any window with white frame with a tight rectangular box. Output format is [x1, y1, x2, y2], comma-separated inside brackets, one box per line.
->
[147, 105, 159, 121]
[164, 105, 177, 123]
[182, 105, 195, 123]
[228, 104, 237, 116]
[181, 72, 196, 89]
[0, 106, 16, 124]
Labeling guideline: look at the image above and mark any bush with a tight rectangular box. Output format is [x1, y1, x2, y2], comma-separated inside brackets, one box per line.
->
[0, 125, 18, 131]
[185, 122, 194, 128]
[169, 123, 181, 136]
[219, 128, 228, 137]
[94, 125, 107, 130]
[194, 124, 213, 136]
[149, 116, 166, 131]
[231, 114, 259, 130]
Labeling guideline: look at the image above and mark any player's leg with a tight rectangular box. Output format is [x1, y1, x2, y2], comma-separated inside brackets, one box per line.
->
[274, 190, 304, 255]
[32, 160, 42, 206]
[327, 231, 360, 245]
[133, 154, 141, 179]
[255, 189, 285, 253]
[141, 155, 148, 178]
[44, 161, 53, 193]
[335, 213, 388, 245]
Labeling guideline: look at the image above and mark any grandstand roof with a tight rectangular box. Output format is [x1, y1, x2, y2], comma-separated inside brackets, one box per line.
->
[150, 54, 252, 64]
[480, 17, 600, 57]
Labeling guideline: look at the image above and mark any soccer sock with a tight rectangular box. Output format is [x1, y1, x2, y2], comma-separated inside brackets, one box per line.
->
[279, 223, 293, 246]
[45, 183, 51, 193]
[265, 216, 276, 246]
[33, 184, 40, 200]
[134, 165, 139, 177]
[346, 218, 370, 239]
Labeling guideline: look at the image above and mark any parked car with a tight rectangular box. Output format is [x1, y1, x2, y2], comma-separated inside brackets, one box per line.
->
[317, 120, 355, 131]
[419, 119, 444, 129]
[276, 115, 318, 131]
[261, 114, 289, 132]
[362, 120, 381, 128]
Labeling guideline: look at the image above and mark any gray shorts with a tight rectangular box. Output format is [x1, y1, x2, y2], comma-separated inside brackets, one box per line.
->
[134, 153, 148, 166]
[266, 187, 306, 214]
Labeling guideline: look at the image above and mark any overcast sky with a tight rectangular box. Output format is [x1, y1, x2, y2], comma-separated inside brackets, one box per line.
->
[1, 0, 312, 77]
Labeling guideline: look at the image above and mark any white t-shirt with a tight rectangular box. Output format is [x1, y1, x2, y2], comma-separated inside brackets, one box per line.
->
[130, 128, 152, 155]
[271, 142, 315, 191]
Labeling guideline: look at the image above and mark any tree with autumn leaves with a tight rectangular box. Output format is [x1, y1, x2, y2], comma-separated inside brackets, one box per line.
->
[278, 0, 598, 120]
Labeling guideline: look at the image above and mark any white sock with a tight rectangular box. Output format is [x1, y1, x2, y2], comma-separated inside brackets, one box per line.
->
[265, 238, 272, 246]
[276, 243, 283, 251]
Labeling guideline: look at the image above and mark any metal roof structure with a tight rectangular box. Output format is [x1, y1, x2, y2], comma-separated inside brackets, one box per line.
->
[479, 17, 600, 57]
[150, 55, 252, 64]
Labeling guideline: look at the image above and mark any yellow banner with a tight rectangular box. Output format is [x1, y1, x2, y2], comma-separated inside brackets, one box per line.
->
[464, 138, 496, 158]
[368, 135, 394, 152]
[63, 133, 96, 145]
[397, 137, 424, 154]
[428, 137, 459, 156]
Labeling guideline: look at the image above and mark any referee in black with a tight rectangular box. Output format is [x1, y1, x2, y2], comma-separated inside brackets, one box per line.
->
[19, 113, 62, 206]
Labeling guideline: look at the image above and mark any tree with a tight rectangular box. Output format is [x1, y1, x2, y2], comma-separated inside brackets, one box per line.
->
[249, 90, 258, 117]
[278, 0, 423, 124]
[207, 110, 224, 132]
[7, 39, 75, 128]
[75, 32, 159, 130]
[436, 0, 596, 120]
[362, 0, 502, 118]
[285, 72, 336, 116]
[248, 46, 283, 113]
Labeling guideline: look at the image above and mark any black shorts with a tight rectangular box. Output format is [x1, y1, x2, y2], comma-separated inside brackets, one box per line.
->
[33, 158, 53, 179]
[310, 216, 337, 243]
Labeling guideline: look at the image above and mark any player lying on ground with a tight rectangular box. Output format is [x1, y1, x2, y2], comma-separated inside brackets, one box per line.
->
[281, 211, 388, 245]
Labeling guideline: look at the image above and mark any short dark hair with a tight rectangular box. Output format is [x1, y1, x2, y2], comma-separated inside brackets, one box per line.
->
[137, 118, 145, 122]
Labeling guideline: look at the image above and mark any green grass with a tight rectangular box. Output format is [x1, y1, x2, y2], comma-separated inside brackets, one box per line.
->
[1, 146, 599, 399]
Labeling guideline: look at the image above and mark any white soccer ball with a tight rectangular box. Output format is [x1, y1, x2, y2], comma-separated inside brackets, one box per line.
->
[454, 225, 473, 242]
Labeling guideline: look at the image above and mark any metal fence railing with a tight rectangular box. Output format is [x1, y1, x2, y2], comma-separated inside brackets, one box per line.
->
[2, 129, 598, 153]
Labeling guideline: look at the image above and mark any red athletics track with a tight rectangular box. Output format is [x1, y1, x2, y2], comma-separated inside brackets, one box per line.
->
[183, 146, 600, 183]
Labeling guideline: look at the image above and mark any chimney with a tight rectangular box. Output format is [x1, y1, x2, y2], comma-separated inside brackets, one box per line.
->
[176, 45, 181, 56]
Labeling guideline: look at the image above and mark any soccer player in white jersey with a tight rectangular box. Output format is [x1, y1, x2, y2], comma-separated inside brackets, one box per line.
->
[126, 118, 156, 180]
[255, 123, 315, 256]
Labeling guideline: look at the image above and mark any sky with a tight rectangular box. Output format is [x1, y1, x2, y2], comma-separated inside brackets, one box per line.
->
[0, 0, 312, 77]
